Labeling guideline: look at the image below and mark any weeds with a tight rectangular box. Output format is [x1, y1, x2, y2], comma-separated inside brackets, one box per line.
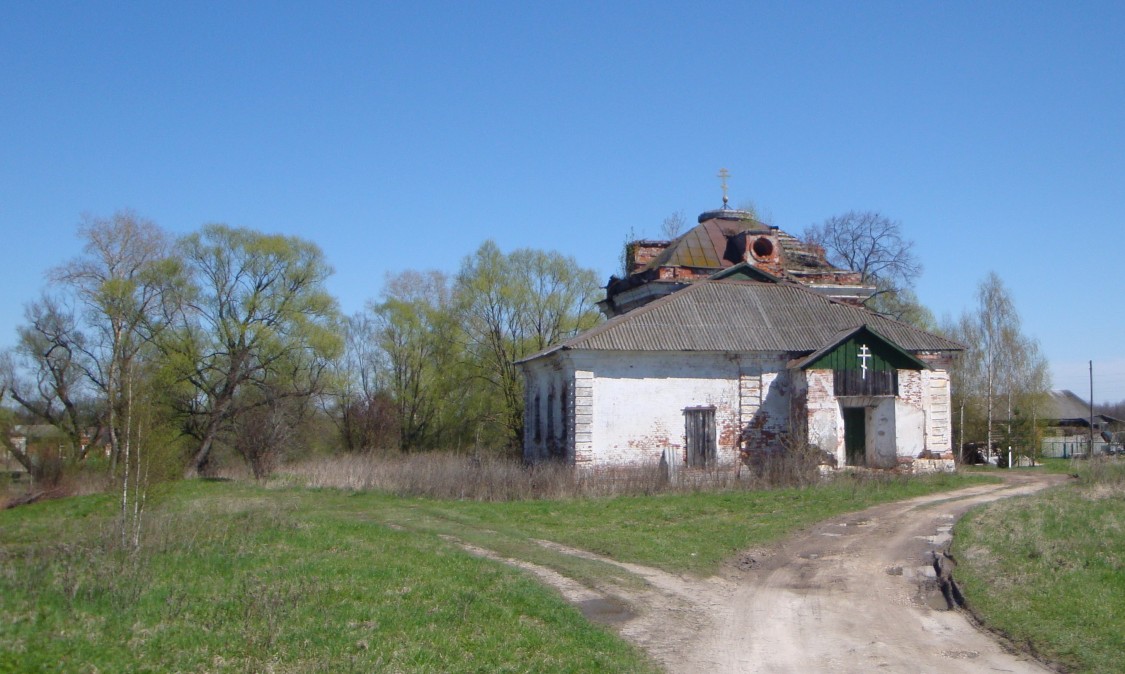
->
[280, 449, 869, 501]
[1075, 455, 1125, 490]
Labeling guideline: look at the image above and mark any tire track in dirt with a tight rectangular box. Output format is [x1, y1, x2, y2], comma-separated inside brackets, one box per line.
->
[459, 473, 1068, 673]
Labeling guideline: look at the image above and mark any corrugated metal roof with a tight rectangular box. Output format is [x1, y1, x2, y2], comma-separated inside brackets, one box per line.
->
[1044, 390, 1121, 423]
[1046, 390, 1091, 420]
[522, 280, 963, 361]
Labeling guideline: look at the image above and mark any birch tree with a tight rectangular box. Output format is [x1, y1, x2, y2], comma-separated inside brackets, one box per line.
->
[944, 272, 1050, 461]
[48, 211, 180, 545]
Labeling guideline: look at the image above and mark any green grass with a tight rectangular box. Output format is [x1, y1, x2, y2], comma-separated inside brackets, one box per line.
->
[954, 461, 1125, 674]
[0, 471, 991, 672]
[1038, 456, 1084, 474]
[0, 482, 656, 673]
[407, 471, 993, 575]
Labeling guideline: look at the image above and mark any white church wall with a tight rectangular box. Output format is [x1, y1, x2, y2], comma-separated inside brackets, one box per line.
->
[576, 351, 742, 469]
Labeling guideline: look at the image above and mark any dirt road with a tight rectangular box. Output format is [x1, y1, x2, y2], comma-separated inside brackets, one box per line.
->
[473, 473, 1068, 673]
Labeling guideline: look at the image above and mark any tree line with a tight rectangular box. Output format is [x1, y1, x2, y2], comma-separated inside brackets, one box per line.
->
[0, 212, 602, 492]
[3, 207, 1056, 495]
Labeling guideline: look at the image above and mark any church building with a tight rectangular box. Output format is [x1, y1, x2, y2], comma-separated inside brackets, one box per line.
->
[519, 203, 962, 473]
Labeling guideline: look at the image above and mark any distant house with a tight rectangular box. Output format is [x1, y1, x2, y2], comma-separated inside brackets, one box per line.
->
[519, 207, 963, 474]
[3, 425, 63, 475]
[3, 424, 110, 475]
[1040, 390, 1123, 457]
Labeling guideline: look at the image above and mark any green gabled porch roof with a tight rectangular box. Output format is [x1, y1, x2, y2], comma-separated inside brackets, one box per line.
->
[792, 324, 930, 371]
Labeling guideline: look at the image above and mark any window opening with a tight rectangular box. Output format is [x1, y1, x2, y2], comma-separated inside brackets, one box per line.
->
[533, 393, 542, 444]
[559, 382, 568, 449]
[751, 237, 774, 259]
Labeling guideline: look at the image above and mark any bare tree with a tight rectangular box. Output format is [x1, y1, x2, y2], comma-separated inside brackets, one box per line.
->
[329, 311, 396, 451]
[660, 211, 686, 239]
[2, 297, 91, 463]
[51, 212, 176, 465]
[804, 211, 923, 317]
[227, 386, 310, 479]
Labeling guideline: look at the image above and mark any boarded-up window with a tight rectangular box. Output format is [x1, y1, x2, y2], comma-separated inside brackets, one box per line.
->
[684, 407, 716, 467]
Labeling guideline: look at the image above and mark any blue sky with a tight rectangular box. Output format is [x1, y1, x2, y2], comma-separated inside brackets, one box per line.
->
[2, 2, 1123, 402]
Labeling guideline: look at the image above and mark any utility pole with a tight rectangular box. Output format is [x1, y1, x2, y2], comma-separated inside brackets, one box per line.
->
[1089, 360, 1095, 457]
[959, 402, 964, 465]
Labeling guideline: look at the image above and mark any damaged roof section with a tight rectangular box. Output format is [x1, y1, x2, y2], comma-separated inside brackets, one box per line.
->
[602, 208, 875, 316]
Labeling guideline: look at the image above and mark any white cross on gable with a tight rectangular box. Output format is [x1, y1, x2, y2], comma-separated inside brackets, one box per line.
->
[857, 344, 872, 380]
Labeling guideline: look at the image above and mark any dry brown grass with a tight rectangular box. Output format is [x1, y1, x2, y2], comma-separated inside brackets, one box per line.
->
[276, 449, 837, 501]
[1076, 456, 1125, 501]
[1, 470, 111, 509]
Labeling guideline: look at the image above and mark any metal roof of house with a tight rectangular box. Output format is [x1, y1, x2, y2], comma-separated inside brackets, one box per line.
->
[522, 279, 963, 361]
[1045, 390, 1123, 424]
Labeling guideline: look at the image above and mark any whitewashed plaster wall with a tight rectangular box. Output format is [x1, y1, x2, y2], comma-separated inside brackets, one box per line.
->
[919, 353, 955, 456]
[895, 368, 954, 459]
[923, 368, 953, 454]
[523, 351, 957, 471]
[737, 354, 795, 453]
[893, 370, 926, 461]
[868, 396, 899, 467]
[806, 366, 956, 467]
[833, 394, 899, 467]
[570, 351, 745, 469]
[802, 369, 843, 464]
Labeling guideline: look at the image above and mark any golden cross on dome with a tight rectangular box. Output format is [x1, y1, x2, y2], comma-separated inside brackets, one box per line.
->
[717, 167, 730, 208]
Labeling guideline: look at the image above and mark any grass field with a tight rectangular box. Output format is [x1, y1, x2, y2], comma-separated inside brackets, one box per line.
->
[954, 460, 1125, 674]
[0, 471, 989, 672]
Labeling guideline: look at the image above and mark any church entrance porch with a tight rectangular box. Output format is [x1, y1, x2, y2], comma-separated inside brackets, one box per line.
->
[834, 396, 899, 469]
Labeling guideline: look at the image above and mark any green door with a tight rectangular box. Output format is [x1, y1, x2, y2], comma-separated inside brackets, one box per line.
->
[843, 407, 866, 467]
